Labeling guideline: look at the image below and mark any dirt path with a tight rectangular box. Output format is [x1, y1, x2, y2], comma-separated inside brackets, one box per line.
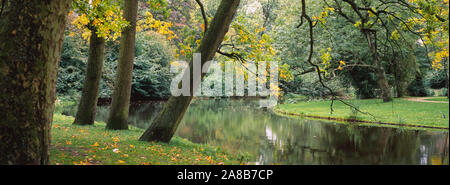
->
[403, 97, 449, 104]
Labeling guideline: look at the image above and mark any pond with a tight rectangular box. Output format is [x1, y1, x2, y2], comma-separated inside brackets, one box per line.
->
[93, 99, 449, 165]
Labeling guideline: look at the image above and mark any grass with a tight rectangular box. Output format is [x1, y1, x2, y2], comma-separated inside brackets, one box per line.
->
[425, 96, 449, 102]
[50, 114, 247, 165]
[275, 98, 449, 129]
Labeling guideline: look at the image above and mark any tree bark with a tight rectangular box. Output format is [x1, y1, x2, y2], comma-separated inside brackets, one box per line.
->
[139, 0, 241, 142]
[106, 0, 139, 130]
[73, 29, 106, 125]
[445, 58, 449, 99]
[0, 0, 71, 164]
[376, 67, 393, 102]
[363, 30, 393, 102]
[393, 57, 404, 98]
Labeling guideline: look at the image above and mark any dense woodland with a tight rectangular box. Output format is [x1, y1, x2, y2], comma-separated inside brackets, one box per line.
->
[0, 0, 448, 165]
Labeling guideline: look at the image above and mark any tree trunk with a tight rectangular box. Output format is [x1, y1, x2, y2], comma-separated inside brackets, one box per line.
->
[139, 0, 241, 142]
[0, 0, 71, 164]
[396, 81, 404, 98]
[73, 30, 106, 125]
[363, 30, 392, 102]
[106, 0, 139, 130]
[393, 58, 404, 98]
[445, 58, 449, 99]
[376, 67, 393, 102]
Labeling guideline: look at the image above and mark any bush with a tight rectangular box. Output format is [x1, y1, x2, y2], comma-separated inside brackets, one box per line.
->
[425, 69, 448, 89]
[57, 31, 175, 99]
[407, 73, 428, 97]
[131, 32, 174, 99]
[57, 35, 88, 96]
[54, 97, 78, 116]
[347, 68, 379, 99]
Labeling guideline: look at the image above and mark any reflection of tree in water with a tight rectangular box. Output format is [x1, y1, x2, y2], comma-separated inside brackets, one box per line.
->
[444, 134, 449, 164]
[180, 100, 448, 165]
[417, 131, 449, 165]
[128, 102, 165, 128]
[96, 101, 165, 129]
[97, 99, 449, 165]
[319, 126, 448, 165]
[177, 99, 265, 154]
[258, 118, 330, 164]
[254, 118, 447, 165]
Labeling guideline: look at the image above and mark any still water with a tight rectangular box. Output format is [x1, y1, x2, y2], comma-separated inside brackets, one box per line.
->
[94, 99, 449, 165]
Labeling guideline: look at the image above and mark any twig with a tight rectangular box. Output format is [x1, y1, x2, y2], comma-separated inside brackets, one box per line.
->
[217, 49, 257, 75]
[298, 0, 376, 120]
[0, 0, 6, 17]
[195, 0, 208, 33]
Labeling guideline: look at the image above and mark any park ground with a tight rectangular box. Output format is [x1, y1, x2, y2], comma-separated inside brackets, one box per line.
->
[50, 97, 448, 165]
[50, 114, 247, 165]
[275, 97, 449, 129]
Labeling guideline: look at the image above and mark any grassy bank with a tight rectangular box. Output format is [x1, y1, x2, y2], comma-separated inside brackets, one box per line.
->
[50, 114, 246, 165]
[275, 98, 449, 129]
[425, 97, 449, 102]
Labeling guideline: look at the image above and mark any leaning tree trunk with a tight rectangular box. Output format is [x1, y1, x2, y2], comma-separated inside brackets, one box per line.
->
[363, 30, 393, 102]
[73, 28, 106, 125]
[106, 0, 139, 130]
[139, 0, 241, 142]
[0, 0, 71, 165]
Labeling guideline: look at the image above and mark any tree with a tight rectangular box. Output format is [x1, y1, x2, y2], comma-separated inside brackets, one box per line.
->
[106, 0, 139, 130]
[73, 33, 105, 125]
[411, 0, 449, 98]
[71, 0, 128, 126]
[261, 0, 279, 35]
[390, 50, 416, 98]
[0, 0, 72, 164]
[139, 0, 241, 142]
[323, 0, 396, 102]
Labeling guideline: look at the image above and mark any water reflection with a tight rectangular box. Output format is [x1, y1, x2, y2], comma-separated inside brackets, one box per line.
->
[94, 99, 449, 165]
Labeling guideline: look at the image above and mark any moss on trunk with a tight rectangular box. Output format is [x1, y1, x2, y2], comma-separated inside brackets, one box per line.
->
[0, 0, 71, 164]
[106, 0, 139, 130]
[363, 30, 393, 102]
[73, 30, 106, 126]
[376, 66, 393, 102]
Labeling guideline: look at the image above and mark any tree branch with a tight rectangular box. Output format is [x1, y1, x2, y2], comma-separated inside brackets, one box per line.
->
[0, 0, 6, 17]
[195, 0, 208, 33]
[298, 0, 376, 119]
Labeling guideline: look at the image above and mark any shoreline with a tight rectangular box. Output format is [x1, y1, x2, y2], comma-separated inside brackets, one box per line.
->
[273, 108, 449, 131]
[50, 113, 247, 165]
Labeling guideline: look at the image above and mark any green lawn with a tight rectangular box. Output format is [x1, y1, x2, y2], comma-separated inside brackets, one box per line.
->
[425, 97, 449, 102]
[50, 114, 246, 165]
[275, 98, 449, 129]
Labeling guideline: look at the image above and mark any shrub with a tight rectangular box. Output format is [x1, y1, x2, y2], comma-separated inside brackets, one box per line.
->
[57, 31, 175, 99]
